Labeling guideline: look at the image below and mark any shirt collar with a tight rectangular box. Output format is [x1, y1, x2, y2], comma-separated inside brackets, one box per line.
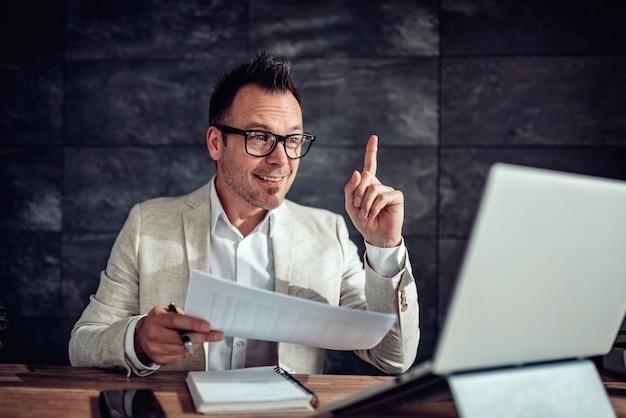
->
[209, 177, 284, 237]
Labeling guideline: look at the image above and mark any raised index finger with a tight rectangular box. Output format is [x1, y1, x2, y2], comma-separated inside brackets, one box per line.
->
[363, 135, 378, 176]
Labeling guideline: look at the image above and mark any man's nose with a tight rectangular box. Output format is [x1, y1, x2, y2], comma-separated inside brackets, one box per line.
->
[265, 139, 289, 163]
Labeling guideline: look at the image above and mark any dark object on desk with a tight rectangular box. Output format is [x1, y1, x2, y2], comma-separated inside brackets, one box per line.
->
[604, 348, 626, 377]
[324, 362, 451, 416]
[99, 389, 166, 418]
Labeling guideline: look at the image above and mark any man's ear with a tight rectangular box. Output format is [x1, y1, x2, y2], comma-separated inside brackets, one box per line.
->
[206, 126, 222, 161]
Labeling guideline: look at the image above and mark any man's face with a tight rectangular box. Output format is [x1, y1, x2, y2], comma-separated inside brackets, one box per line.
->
[208, 85, 303, 212]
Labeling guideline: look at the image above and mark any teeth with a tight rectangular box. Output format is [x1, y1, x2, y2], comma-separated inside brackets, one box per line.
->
[258, 175, 281, 182]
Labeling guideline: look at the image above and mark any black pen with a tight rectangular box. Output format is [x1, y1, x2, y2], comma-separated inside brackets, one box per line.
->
[168, 303, 193, 354]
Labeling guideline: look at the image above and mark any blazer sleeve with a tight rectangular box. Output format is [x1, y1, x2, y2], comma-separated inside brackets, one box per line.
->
[356, 259, 420, 374]
[335, 214, 420, 374]
[68, 203, 144, 375]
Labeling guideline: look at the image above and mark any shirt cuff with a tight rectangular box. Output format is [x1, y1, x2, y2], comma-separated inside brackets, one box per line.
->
[125, 315, 160, 374]
[364, 238, 406, 278]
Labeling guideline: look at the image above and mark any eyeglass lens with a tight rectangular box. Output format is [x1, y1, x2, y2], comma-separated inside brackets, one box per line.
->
[245, 131, 312, 159]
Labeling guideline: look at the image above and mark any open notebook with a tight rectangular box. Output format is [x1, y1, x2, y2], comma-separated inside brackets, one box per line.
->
[321, 163, 626, 415]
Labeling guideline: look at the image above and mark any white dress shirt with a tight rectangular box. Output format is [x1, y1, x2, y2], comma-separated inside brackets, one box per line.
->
[205, 180, 279, 370]
[125, 178, 406, 372]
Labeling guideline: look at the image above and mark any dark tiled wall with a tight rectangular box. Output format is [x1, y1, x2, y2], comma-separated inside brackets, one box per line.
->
[1, 0, 625, 373]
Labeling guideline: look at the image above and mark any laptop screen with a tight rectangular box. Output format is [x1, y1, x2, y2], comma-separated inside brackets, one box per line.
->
[433, 163, 626, 374]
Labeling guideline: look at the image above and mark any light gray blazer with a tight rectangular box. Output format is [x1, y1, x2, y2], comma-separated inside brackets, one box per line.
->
[69, 182, 420, 375]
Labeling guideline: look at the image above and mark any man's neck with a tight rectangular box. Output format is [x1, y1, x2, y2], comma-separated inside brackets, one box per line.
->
[214, 180, 268, 237]
[225, 209, 267, 237]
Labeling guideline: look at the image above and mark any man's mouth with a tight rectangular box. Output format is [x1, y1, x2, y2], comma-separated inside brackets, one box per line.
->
[256, 174, 283, 183]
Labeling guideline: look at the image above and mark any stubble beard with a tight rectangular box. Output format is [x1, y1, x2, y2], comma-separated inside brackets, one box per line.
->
[222, 164, 288, 211]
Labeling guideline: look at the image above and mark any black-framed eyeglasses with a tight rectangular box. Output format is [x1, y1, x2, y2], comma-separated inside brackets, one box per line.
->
[214, 124, 315, 159]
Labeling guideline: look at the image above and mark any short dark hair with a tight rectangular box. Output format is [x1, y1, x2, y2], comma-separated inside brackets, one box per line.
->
[209, 52, 301, 125]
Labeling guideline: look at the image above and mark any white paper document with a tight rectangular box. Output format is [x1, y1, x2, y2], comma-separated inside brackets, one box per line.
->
[183, 270, 397, 350]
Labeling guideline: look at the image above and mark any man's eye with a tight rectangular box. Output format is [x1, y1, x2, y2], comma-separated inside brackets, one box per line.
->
[286, 136, 304, 144]
[249, 133, 269, 143]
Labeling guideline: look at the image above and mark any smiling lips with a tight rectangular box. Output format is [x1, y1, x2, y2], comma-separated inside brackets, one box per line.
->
[256, 174, 285, 183]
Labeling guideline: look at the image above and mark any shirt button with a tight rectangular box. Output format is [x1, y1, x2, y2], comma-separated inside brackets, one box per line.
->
[236, 341, 245, 347]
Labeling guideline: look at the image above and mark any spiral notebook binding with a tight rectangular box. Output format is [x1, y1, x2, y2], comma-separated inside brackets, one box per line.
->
[273, 366, 318, 406]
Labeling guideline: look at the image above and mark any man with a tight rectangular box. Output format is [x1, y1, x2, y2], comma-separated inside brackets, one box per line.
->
[69, 53, 419, 377]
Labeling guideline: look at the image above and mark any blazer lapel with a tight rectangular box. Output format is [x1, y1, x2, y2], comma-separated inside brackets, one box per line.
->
[182, 183, 212, 276]
[272, 203, 295, 295]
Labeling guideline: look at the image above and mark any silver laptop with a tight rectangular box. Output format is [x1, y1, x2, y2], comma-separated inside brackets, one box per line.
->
[321, 163, 626, 415]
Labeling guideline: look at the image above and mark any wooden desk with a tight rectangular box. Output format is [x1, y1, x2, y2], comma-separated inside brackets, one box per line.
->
[0, 364, 625, 417]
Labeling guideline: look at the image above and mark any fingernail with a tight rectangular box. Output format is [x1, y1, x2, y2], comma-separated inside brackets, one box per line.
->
[360, 208, 367, 219]
[353, 197, 362, 207]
